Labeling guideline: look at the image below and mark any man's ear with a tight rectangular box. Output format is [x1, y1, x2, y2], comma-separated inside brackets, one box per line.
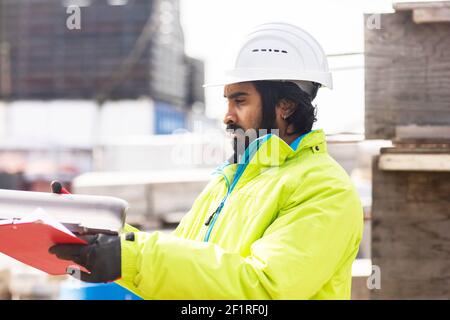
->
[276, 99, 296, 120]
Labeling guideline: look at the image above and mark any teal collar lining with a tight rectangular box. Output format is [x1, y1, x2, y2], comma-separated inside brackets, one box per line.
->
[289, 130, 315, 151]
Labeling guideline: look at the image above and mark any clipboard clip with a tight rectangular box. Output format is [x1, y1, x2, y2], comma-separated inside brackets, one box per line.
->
[62, 223, 119, 236]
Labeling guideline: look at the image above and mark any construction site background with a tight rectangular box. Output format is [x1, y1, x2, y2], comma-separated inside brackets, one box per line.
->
[0, 0, 449, 300]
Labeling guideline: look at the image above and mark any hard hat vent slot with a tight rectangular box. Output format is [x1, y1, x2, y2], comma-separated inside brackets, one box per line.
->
[251, 49, 288, 53]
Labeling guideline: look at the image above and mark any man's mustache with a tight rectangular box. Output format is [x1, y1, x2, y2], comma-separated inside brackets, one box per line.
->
[226, 124, 244, 132]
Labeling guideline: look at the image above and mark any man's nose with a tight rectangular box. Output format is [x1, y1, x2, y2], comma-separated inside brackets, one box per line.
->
[223, 111, 237, 126]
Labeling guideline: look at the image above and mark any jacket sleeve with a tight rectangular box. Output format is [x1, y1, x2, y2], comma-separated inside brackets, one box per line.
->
[115, 183, 363, 299]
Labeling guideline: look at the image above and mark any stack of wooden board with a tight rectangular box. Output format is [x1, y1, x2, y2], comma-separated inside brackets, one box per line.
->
[366, 1, 450, 299]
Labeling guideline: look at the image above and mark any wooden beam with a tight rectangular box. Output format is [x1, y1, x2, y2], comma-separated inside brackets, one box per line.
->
[394, 1, 450, 23]
[395, 125, 450, 141]
[394, 1, 450, 11]
[379, 153, 450, 171]
[413, 7, 450, 23]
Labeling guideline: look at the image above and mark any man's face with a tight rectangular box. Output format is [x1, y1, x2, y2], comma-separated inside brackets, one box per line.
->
[223, 82, 264, 160]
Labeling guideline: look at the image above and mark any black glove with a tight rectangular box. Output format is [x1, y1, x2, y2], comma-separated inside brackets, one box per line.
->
[49, 234, 122, 283]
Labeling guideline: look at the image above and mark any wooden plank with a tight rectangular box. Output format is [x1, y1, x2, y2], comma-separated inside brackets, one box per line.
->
[382, 145, 450, 153]
[413, 7, 450, 23]
[395, 125, 450, 141]
[379, 153, 450, 171]
[394, 1, 450, 11]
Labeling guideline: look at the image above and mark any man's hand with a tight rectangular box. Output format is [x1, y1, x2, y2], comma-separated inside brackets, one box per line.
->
[49, 234, 121, 283]
[49, 180, 121, 283]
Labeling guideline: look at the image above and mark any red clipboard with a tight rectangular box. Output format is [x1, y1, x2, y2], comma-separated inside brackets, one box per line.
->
[0, 217, 89, 275]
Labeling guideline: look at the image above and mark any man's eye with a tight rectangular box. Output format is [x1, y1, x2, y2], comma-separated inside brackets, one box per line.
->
[235, 99, 245, 104]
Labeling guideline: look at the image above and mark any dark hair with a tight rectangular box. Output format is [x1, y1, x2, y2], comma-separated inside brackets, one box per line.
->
[252, 81, 318, 136]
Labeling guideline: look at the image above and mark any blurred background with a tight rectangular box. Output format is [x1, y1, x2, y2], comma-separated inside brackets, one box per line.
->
[0, 0, 449, 300]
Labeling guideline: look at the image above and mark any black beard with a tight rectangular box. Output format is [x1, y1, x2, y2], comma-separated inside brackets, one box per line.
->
[228, 135, 250, 164]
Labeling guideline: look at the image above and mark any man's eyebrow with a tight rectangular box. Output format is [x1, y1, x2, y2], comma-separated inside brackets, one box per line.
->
[224, 92, 249, 99]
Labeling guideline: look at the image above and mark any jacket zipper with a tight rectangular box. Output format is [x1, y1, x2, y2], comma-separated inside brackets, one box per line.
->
[202, 134, 272, 242]
[203, 179, 229, 241]
[205, 201, 224, 226]
[204, 171, 228, 228]
[203, 161, 246, 242]
[204, 210, 216, 226]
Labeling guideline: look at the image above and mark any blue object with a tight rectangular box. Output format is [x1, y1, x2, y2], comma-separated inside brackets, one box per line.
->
[155, 101, 187, 135]
[289, 130, 314, 151]
[59, 281, 142, 300]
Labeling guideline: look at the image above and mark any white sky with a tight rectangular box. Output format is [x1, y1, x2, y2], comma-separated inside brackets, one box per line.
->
[178, 0, 437, 134]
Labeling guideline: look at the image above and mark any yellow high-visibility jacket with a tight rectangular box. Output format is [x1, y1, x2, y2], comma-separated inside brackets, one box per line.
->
[116, 129, 364, 299]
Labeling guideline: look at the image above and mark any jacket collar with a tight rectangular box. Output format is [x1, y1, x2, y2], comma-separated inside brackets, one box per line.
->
[249, 129, 327, 166]
[215, 129, 327, 188]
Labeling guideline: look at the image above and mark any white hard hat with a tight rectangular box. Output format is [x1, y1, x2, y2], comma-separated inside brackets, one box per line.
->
[204, 22, 333, 90]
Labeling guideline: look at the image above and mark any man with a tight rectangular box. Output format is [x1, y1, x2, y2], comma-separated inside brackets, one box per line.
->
[50, 22, 363, 299]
